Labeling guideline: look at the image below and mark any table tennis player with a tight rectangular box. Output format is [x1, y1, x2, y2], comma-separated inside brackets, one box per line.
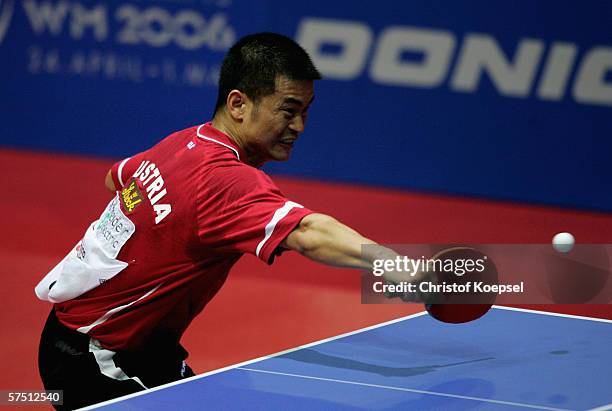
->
[35, 32, 423, 410]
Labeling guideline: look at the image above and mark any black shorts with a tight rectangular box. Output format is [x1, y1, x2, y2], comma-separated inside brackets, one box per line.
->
[38, 309, 195, 410]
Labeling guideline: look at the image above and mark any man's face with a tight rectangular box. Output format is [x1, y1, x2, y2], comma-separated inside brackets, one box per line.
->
[241, 76, 315, 166]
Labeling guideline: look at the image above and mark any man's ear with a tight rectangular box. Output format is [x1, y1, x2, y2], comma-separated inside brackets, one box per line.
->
[226, 90, 248, 120]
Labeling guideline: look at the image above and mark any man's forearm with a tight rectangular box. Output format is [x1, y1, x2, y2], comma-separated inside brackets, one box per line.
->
[282, 213, 398, 270]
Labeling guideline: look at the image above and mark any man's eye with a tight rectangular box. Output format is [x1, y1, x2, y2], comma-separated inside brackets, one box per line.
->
[282, 108, 296, 118]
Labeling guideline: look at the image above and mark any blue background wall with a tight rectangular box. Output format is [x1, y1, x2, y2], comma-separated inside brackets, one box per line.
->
[1, 0, 611, 210]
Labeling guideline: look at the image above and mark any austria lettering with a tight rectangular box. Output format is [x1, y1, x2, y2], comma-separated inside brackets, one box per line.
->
[131, 161, 172, 224]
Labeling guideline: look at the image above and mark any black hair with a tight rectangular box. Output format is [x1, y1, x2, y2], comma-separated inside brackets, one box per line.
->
[214, 32, 321, 114]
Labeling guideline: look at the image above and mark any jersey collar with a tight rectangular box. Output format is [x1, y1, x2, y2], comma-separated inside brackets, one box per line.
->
[196, 122, 246, 162]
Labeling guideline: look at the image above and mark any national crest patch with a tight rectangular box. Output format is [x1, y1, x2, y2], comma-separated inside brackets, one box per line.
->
[120, 178, 144, 213]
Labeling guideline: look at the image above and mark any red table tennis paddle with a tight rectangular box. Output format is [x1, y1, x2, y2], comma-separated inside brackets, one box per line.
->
[424, 247, 498, 324]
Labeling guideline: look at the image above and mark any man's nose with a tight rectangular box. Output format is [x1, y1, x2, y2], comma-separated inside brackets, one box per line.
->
[289, 114, 305, 133]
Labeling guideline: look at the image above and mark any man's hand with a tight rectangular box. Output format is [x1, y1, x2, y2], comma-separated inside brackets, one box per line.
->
[382, 265, 437, 303]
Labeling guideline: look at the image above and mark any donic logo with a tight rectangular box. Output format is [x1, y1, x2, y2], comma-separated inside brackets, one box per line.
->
[0, 0, 14, 45]
[297, 17, 612, 107]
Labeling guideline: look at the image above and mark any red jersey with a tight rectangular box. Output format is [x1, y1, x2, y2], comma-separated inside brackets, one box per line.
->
[35, 123, 312, 351]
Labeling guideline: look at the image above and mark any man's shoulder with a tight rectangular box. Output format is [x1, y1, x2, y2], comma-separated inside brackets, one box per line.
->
[144, 125, 199, 153]
[155, 124, 237, 162]
[163, 124, 200, 141]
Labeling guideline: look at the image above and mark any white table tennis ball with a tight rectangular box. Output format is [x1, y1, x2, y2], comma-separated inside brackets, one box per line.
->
[552, 232, 575, 253]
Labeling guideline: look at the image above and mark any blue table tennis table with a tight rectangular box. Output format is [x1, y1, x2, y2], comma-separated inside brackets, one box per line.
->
[83, 307, 611, 411]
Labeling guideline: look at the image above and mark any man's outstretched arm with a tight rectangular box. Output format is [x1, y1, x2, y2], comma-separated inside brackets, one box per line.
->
[281, 214, 429, 301]
[281, 213, 413, 286]
[282, 213, 377, 269]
